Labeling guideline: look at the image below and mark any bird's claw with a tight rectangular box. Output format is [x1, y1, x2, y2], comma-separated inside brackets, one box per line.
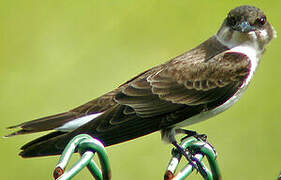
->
[172, 141, 199, 170]
[173, 130, 214, 178]
[180, 131, 207, 142]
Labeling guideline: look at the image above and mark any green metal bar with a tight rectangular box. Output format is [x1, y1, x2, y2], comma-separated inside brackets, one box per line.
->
[53, 134, 111, 180]
[172, 153, 203, 180]
[185, 140, 214, 180]
[166, 137, 198, 173]
[197, 142, 221, 180]
[57, 151, 95, 180]
[78, 139, 111, 180]
[55, 135, 88, 174]
[178, 137, 213, 180]
[54, 134, 219, 180]
[85, 158, 103, 180]
[165, 136, 220, 180]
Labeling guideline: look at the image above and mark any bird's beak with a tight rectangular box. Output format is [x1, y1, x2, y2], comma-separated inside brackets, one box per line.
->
[234, 21, 255, 33]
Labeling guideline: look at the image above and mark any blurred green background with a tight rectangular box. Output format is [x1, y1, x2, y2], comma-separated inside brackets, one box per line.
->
[0, 0, 280, 179]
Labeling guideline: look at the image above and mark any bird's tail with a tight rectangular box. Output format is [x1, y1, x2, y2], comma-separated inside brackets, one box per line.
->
[5, 110, 107, 157]
[4, 111, 83, 157]
[19, 131, 75, 158]
[5, 112, 78, 137]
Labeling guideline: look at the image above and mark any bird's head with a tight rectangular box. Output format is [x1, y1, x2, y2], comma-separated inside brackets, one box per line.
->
[217, 5, 276, 51]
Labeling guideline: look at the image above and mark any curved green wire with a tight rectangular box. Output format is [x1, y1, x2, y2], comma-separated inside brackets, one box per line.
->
[165, 136, 221, 180]
[54, 134, 111, 180]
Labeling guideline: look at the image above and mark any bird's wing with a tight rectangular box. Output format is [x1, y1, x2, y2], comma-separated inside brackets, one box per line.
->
[115, 51, 250, 116]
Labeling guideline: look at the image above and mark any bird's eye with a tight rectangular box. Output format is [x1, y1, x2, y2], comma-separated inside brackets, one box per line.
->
[227, 16, 236, 27]
[255, 16, 266, 26]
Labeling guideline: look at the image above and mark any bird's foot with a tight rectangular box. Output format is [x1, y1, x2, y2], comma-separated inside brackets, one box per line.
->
[176, 129, 207, 142]
[179, 129, 216, 157]
[171, 129, 216, 178]
[171, 141, 199, 170]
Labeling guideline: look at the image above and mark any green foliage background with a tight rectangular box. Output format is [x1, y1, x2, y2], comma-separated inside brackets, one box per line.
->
[0, 0, 280, 179]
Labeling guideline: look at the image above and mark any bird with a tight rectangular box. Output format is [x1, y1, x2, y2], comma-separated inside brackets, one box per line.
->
[6, 5, 276, 158]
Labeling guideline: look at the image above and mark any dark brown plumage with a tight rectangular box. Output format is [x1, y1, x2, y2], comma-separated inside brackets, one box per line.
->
[9, 36, 251, 157]
[6, 5, 275, 158]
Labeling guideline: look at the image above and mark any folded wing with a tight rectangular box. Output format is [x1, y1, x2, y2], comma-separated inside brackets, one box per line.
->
[15, 50, 250, 157]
